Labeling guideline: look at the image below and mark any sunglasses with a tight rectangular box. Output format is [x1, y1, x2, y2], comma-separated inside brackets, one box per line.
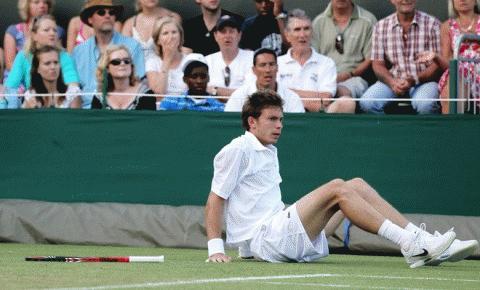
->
[109, 58, 131, 66]
[335, 33, 344, 54]
[95, 8, 117, 17]
[223, 66, 231, 87]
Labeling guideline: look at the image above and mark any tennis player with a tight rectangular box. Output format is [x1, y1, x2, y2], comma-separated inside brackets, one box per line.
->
[205, 89, 478, 268]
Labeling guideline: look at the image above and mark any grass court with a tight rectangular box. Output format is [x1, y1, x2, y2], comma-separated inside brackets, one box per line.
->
[1, 243, 479, 289]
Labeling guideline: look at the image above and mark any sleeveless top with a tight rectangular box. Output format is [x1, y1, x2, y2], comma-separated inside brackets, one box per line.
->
[132, 16, 156, 60]
[75, 22, 88, 46]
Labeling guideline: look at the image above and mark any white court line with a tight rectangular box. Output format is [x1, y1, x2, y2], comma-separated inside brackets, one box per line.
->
[47, 273, 480, 290]
[265, 281, 439, 290]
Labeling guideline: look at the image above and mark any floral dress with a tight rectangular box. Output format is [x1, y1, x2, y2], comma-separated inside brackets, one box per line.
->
[438, 18, 480, 112]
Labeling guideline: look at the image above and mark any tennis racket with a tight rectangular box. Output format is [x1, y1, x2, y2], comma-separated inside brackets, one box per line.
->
[25, 256, 164, 263]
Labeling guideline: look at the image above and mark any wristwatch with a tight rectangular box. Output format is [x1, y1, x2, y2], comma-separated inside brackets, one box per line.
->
[211, 87, 218, 96]
[275, 12, 287, 20]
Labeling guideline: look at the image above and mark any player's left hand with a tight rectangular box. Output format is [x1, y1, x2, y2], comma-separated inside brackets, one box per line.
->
[206, 253, 232, 263]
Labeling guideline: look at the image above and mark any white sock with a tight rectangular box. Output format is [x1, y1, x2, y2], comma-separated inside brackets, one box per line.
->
[378, 219, 415, 249]
[405, 222, 421, 233]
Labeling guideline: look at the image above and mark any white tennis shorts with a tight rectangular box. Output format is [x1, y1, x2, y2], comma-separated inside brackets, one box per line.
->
[248, 203, 329, 262]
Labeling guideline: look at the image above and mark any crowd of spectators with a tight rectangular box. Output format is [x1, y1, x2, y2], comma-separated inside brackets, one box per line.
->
[0, 0, 479, 114]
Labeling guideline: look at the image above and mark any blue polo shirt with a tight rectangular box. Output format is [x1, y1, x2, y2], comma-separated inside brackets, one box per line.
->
[159, 92, 225, 112]
[72, 32, 145, 108]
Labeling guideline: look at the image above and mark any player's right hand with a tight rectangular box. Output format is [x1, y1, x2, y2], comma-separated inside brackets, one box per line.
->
[207, 253, 232, 263]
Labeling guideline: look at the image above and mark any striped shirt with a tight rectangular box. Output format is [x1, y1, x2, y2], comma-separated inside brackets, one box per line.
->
[371, 11, 440, 81]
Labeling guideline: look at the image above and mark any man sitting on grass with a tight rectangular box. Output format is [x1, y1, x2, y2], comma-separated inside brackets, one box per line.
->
[205, 90, 478, 267]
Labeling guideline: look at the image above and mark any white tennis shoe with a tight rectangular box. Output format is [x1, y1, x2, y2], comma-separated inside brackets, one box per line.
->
[426, 232, 479, 266]
[401, 224, 456, 268]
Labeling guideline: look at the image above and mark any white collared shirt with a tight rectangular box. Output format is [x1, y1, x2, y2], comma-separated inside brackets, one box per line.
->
[277, 47, 337, 96]
[224, 81, 305, 113]
[205, 49, 256, 89]
[211, 131, 285, 245]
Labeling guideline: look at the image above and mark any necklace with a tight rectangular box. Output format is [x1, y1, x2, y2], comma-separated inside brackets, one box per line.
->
[459, 17, 476, 32]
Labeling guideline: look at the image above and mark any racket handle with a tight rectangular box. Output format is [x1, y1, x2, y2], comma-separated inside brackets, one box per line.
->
[129, 256, 164, 262]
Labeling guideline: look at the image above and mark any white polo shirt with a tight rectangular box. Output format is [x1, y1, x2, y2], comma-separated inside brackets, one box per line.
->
[205, 49, 256, 89]
[278, 48, 337, 96]
[211, 131, 285, 245]
[145, 53, 205, 95]
[224, 81, 305, 113]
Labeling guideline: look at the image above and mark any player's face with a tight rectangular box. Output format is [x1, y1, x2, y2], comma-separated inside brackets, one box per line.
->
[286, 18, 312, 49]
[249, 106, 283, 145]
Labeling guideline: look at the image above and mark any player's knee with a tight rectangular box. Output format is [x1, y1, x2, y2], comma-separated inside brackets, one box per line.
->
[335, 186, 354, 204]
[328, 178, 345, 188]
[347, 177, 366, 187]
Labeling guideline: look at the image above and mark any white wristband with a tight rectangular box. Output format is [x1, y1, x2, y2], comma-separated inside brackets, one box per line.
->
[208, 238, 225, 257]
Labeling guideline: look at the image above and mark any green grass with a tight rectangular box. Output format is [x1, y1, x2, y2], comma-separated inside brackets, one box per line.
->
[1, 243, 479, 289]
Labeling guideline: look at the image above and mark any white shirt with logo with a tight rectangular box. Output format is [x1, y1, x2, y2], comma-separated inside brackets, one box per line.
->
[278, 48, 337, 96]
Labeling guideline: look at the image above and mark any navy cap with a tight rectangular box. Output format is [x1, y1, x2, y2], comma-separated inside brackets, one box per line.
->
[214, 15, 241, 32]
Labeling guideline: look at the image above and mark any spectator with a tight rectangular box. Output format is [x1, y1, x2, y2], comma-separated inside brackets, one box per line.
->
[159, 59, 224, 111]
[122, 0, 183, 60]
[5, 14, 79, 109]
[92, 44, 155, 110]
[0, 47, 4, 108]
[0, 47, 3, 84]
[22, 45, 81, 109]
[312, 0, 377, 104]
[240, 0, 288, 55]
[67, 2, 122, 54]
[278, 9, 354, 113]
[205, 15, 255, 100]
[3, 0, 65, 82]
[72, 0, 145, 109]
[360, 0, 441, 114]
[146, 17, 205, 103]
[183, 0, 244, 56]
[417, 0, 480, 114]
[225, 48, 304, 113]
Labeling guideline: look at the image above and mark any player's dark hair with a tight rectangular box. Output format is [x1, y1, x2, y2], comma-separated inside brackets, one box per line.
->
[241, 89, 284, 130]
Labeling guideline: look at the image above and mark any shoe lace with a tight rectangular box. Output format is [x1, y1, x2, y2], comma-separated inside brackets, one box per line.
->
[419, 223, 426, 232]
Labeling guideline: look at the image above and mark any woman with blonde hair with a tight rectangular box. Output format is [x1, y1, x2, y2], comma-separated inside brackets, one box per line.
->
[92, 44, 155, 110]
[146, 17, 203, 102]
[417, 0, 480, 113]
[3, 0, 65, 81]
[4, 14, 79, 108]
[122, 0, 183, 60]
[22, 45, 81, 109]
